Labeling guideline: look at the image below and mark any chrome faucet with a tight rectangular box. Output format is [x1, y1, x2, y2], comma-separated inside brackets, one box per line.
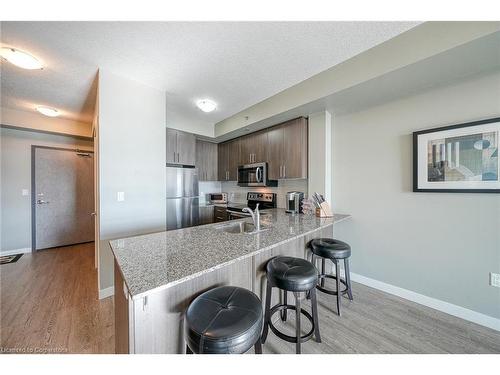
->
[243, 203, 260, 231]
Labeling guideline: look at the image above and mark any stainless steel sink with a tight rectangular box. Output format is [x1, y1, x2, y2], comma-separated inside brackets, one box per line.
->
[215, 221, 270, 234]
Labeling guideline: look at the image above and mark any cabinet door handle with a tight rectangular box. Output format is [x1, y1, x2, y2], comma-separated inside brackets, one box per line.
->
[279, 165, 283, 178]
[283, 165, 286, 178]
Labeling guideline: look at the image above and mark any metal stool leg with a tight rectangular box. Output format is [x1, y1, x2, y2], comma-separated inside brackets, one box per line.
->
[310, 287, 321, 343]
[261, 279, 272, 344]
[344, 258, 353, 301]
[293, 292, 301, 354]
[254, 340, 262, 354]
[320, 258, 326, 287]
[281, 291, 287, 321]
[335, 260, 341, 316]
[306, 254, 316, 300]
[186, 345, 193, 354]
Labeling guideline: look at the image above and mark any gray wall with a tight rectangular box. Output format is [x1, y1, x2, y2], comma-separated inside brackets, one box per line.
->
[332, 71, 500, 319]
[0, 127, 93, 252]
[98, 70, 166, 293]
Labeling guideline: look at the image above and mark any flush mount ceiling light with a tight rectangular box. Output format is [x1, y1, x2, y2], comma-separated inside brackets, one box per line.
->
[0, 47, 44, 70]
[36, 106, 59, 117]
[196, 99, 217, 113]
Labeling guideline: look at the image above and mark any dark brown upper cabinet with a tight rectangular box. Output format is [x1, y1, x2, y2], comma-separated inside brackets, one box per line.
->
[196, 140, 218, 181]
[266, 117, 308, 180]
[166, 128, 196, 166]
[218, 139, 240, 181]
[239, 130, 268, 165]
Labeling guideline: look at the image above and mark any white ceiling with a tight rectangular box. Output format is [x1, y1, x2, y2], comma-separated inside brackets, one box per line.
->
[0, 21, 420, 126]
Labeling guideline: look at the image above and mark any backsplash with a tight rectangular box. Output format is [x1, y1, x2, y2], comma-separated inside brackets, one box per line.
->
[221, 180, 308, 208]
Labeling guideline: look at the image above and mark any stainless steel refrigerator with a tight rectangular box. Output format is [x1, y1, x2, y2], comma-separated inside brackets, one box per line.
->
[166, 167, 199, 230]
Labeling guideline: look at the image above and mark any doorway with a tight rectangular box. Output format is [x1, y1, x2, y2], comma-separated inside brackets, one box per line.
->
[31, 146, 95, 251]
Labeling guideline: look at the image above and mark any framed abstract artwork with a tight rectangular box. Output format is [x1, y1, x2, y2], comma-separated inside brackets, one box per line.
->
[413, 117, 500, 193]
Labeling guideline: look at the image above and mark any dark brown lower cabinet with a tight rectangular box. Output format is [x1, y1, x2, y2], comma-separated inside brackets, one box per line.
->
[214, 206, 228, 222]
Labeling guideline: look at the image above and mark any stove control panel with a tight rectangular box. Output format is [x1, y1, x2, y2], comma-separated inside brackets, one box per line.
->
[247, 192, 275, 202]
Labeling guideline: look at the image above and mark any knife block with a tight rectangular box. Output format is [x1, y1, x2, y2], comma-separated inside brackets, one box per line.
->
[316, 202, 333, 218]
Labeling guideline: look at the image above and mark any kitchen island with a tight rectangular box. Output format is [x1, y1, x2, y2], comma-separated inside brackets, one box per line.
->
[110, 209, 350, 353]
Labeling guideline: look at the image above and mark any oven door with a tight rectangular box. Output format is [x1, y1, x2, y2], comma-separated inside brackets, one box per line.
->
[237, 163, 266, 187]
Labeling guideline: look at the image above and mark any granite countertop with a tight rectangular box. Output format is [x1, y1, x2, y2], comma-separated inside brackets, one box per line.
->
[199, 202, 228, 208]
[110, 209, 350, 300]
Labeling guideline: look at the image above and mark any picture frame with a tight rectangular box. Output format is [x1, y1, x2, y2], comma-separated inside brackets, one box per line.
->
[413, 117, 500, 193]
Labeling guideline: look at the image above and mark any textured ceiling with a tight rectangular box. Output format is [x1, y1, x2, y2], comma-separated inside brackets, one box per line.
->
[0, 21, 420, 125]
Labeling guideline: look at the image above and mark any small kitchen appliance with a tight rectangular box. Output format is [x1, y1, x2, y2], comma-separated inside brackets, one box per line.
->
[208, 193, 228, 204]
[285, 191, 304, 214]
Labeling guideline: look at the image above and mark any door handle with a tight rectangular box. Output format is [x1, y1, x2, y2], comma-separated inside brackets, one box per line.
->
[90, 212, 96, 216]
[36, 199, 49, 204]
[256, 167, 262, 183]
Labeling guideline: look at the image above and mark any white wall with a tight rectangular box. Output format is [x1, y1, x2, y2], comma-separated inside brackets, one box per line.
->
[308, 111, 332, 204]
[0, 128, 93, 253]
[98, 70, 166, 295]
[332, 71, 500, 319]
[1, 107, 92, 138]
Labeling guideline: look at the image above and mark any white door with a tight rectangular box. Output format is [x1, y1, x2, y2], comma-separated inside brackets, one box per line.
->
[33, 147, 95, 250]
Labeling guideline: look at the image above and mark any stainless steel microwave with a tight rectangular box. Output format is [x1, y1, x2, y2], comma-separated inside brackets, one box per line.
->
[237, 162, 278, 187]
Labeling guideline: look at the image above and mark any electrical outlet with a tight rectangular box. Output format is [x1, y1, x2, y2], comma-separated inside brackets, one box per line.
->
[117, 192, 125, 202]
[490, 272, 500, 288]
[21, 189, 29, 196]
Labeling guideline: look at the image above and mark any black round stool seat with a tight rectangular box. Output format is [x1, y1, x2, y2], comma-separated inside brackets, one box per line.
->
[266, 256, 318, 292]
[262, 256, 322, 354]
[185, 286, 263, 354]
[310, 238, 351, 260]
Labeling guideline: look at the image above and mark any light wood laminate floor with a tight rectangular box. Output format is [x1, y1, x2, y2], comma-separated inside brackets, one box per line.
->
[0, 242, 114, 353]
[264, 280, 500, 354]
[1, 243, 499, 354]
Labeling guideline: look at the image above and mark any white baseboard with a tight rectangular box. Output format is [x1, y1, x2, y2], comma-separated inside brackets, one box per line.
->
[99, 286, 114, 300]
[0, 247, 31, 256]
[350, 272, 500, 332]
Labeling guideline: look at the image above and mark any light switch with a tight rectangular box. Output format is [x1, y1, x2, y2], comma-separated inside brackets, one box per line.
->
[117, 192, 125, 202]
[22, 189, 29, 196]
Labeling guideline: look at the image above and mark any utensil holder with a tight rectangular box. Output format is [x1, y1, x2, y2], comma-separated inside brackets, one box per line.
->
[316, 202, 333, 218]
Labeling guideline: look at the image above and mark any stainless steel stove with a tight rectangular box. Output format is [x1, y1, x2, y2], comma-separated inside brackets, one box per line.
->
[226, 192, 276, 220]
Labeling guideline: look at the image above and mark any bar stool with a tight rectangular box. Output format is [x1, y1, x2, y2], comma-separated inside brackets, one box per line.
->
[309, 238, 353, 316]
[185, 286, 263, 354]
[261, 256, 321, 354]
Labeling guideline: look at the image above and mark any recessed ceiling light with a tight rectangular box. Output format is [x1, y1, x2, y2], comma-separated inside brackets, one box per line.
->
[196, 99, 217, 113]
[0, 47, 44, 70]
[36, 106, 59, 117]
